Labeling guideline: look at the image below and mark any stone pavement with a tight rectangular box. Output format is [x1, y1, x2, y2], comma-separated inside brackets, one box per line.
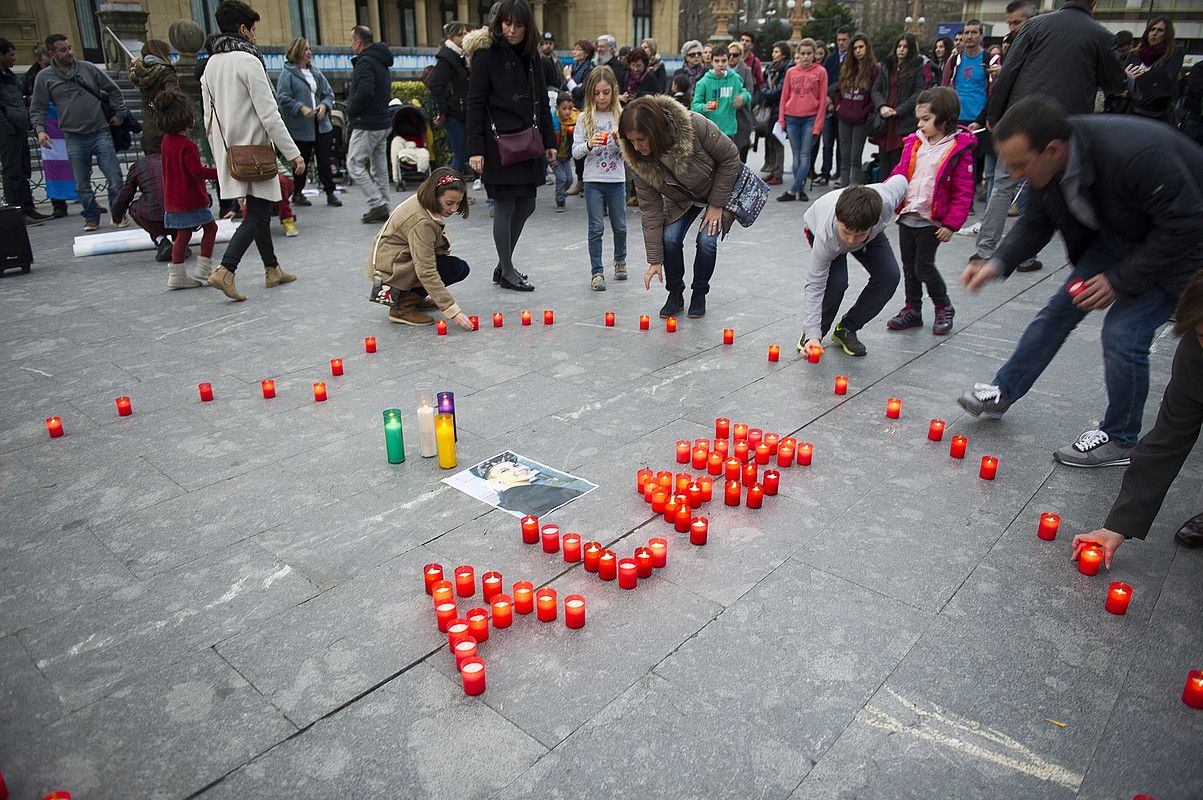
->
[1, 154, 1201, 799]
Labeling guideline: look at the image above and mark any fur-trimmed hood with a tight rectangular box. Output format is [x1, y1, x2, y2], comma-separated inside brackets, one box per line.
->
[462, 28, 494, 59]
[616, 94, 697, 193]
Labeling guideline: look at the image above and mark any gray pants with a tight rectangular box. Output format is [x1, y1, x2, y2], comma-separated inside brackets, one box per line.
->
[838, 120, 867, 185]
[347, 128, 390, 210]
[974, 156, 1023, 259]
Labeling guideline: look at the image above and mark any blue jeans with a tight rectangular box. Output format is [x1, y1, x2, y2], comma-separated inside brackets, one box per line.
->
[554, 158, 574, 204]
[785, 115, 815, 195]
[584, 182, 627, 274]
[443, 116, 468, 175]
[65, 129, 123, 222]
[993, 241, 1176, 447]
[663, 204, 719, 294]
[818, 230, 900, 335]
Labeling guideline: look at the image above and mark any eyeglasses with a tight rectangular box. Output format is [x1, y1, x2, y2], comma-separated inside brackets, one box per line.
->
[686, 51, 702, 57]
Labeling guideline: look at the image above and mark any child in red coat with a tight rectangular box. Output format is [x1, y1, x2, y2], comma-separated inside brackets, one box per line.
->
[156, 89, 219, 289]
[886, 86, 976, 335]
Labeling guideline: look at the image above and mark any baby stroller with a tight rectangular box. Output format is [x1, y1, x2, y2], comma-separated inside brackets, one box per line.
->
[389, 101, 432, 191]
[328, 107, 349, 182]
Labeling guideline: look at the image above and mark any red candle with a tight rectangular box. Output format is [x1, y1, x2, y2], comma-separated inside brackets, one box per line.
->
[979, 455, 999, 481]
[634, 547, 654, 577]
[563, 532, 582, 562]
[1104, 582, 1132, 615]
[431, 580, 454, 605]
[692, 446, 708, 470]
[636, 468, 653, 493]
[663, 496, 679, 524]
[763, 433, 779, 455]
[950, 435, 968, 459]
[520, 515, 539, 544]
[722, 328, 734, 345]
[481, 571, 503, 603]
[493, 312, 503, 327]
[656, 471, 673, 489]
[666, 316, 677, 333]
[459, 657, 486, 695]
[618, 558, 638, 589]
[544, 309, 554, 325]
[541, 524, 560, 554]
[1077, 546, 1103, 576]
[675, 472, 692, 493]
[312, 382, 327, 402]
[598, 550, 617, 580]
[715, 417, 731, 439]
[724, 458, 741, 481]
[742, 462, 758, 487]
[1183, 670, 1203, 709]
[521, 310, 532, 326]
[746, 483, 764, 509]
[928, 419, 945, 441]
[364, 336, 377, 353]
[565, 594, 586, 628]
[674, 504, 691, 532]
[1067, 279, 1087, 298]
[436, 320, 448, 335]
[454, 637, 478, 668]
[733, 423, 749, 442]
[687, 482, 702, 509]
[467, 608, 490, 642]
[707, 453, 724, 475]
[725, 479, 741, 506]
[469, 316, 479, 330]
[763, 469, 780, 495]
[754, 444, 770, 465]
[513, 581, 534, 613]
[446, 619, 471, 650]
[676, 440, 691, 464]
[454, 565, 475, 596]
[536, 588, 557, 621]
[114, 396, 132, 416]
[777, 443, 794, 467]
[1037, 513, 1060, 541]
[261, 379, 276, 399]
[605, 311, 616, 327]
[768, 345, 780, 362]
[734, 441, 750, 463]
[490, 594, 513, 628]
[648, 537, 668, 567]
[651, 491, 668, 514]
[690, 517, 708, 545]
[198, 382, 214, 402]
[886, 398, 902, 419]
[747, 429, 763, 448]
[435, 601, 457, 632]
[834, 375, 848, 395]
[639, 314, 650, 330]
[713, 439, 729, 459]
[45, 416, 64, 438]
[698, 476, 714, 502]
[797, 442, 813, 466]
[642, 482, 656, 504]
[330, 358, 343, 376]
[423, 563, 444, 594]
[583, 542, 602, 572]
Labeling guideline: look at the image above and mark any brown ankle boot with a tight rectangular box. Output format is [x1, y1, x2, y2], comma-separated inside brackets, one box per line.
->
[265, 265, 296, 287]
[389, 293, 435, 325]
[208, 266, 247, 301]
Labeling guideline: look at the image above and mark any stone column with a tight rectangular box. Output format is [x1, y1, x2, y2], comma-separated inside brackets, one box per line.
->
[532, 0, 545, 31]
[96, 2, 149, 71]
[368, 0, 383, 43]
[414, 0, 430, 45]
[457, 0, 471, 23]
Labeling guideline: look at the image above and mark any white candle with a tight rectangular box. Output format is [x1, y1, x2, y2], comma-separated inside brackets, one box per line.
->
[418, 404, 437, 457]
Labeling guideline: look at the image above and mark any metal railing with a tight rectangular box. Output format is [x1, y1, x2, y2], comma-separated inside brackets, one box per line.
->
[100, 24, 138, 75]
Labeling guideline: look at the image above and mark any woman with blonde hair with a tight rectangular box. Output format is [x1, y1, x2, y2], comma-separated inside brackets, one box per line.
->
[640, 37, 667, 93]
[277, 36, 340, 206]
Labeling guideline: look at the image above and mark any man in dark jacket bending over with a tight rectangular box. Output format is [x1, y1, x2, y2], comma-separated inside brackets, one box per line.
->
[958, 95, 1203, 467]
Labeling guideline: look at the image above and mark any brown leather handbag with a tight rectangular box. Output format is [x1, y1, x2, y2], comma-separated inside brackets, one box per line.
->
[205, 84, 279, 182]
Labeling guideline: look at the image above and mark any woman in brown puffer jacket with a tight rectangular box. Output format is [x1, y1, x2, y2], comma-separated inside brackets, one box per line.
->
[129, 39, 179, 155]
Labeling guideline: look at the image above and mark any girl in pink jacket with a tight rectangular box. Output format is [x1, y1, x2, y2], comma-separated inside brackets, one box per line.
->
[886, 86, 976, 335]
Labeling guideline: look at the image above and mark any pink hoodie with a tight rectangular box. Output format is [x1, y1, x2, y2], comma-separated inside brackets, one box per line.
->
[777, 62, 828, 133]
[888, 126, 977, 231]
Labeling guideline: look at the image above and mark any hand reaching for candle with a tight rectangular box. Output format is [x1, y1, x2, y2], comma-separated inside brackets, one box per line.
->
[1072, 528, 1126, 569]
[644, 263, 664, 290]
[961, 256, 1001, 291]
[451, 312, 474, 331]
[1072, 273, 1117, 310]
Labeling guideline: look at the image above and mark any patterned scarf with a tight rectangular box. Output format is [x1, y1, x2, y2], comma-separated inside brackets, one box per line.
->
[205, 33, 266, 71]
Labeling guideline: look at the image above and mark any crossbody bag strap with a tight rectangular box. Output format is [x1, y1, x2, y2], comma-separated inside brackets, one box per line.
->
[203, 81, 230, 151]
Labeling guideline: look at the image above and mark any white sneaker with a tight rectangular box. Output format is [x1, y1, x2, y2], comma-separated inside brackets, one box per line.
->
[472, 178, 483, 191]
[1054, 429, 1133, 468]
[956, 222, 981, 236]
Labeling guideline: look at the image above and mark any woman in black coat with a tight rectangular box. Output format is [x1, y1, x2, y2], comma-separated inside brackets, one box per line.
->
[466, 0, 557, 292]
[870, 32, 927, 178]
[1124, 16, 1185, 124]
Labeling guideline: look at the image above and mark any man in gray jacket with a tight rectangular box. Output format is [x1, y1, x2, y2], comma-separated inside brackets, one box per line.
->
[0, 38, 49, 224]
[29, 34, 127, 231]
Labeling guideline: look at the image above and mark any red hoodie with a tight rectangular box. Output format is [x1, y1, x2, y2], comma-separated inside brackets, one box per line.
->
[160, 132, 219, 213]
[777, 63, 828, 133]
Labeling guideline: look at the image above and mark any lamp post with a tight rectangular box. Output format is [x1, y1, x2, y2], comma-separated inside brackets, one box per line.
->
[904, 0, 925, 34]
[787, 0, 813, 44]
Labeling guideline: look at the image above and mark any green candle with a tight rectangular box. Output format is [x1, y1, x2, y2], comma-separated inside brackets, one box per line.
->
[383, 409, 405, 464]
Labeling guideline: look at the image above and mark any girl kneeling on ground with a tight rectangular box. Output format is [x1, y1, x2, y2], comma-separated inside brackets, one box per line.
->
[367, 167, 475, 328]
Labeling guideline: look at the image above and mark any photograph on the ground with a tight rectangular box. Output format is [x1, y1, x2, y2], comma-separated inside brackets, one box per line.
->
[442, 450, 597, 517]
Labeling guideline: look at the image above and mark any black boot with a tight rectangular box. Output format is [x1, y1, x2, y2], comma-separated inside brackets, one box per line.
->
[326, 191, 342, 207]
[292, 192, 312, 206]
[687, 291, 707, 318]
[498, 267, 534, 291]
[659, 291, 684, 318]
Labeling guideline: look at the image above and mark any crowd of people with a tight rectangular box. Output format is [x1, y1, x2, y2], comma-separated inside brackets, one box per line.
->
[3, 1, 1203, 560]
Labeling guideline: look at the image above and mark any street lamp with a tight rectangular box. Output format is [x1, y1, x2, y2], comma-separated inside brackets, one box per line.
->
[787, 0, 813, 44]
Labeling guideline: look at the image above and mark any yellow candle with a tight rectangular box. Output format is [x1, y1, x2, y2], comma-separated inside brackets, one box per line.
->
[435, 412, 457, 469]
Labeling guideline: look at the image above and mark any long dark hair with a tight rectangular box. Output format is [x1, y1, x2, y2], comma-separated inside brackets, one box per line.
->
[838, 33, 876, 93]
[933, 37, 954, 64]
[890, 32, 920, 81]
[1138, 16, 1175, 65]
[489, 0, 540, 57]
[618, 96, 675, 160]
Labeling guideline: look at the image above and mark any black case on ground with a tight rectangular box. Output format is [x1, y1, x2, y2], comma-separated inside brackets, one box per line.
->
[0, 205, 33, 275]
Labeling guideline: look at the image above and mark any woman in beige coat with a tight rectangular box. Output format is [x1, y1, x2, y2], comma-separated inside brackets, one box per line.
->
[200, 0, 304, 301]
[368, 167, 474, 328]
[617, 94, 741, 320]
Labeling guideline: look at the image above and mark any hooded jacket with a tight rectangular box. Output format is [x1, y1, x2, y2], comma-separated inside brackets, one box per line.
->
[428, 43, 470, 120]
[348, 42, 394, 130]
[618, 95, 742, 265]
[888, 127, 976, 231]
[129, 56, 178, 153]
[777, 62, 827, 131]
[690, 67, 750, 136]
[0, 66, 29, 137]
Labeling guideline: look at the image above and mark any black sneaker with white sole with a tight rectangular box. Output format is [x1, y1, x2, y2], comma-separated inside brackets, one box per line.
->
[831, 324, 866, 356]
[958, 383, 1012, 418]
[1054, 429, 1133, 468]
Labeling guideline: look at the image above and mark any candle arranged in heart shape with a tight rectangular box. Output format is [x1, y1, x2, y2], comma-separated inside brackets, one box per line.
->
[364, 336, 377, 353]
[618, 558, 638, 589]
[481, 571, 503, 603]
[1077, 546, 1103, 576]
[928, 419, 945, 441]
[634, 547, 653, 577]
[536, 588, 557, 621]
[733, 423, 749, 442]
[639, 314, 650, 330]
[636, 468, 653, 493]
[763, 469, 780, 495]
[690, 517, 708, 546]
[435, 602, 457, 632]
[715, 418, 731, 439]
[423, 564, 444, 594]
[431, 580, 454, 605]
[490, 594, 513, 628]
[520, 514, 539, 543]
[605, 311, 615, 327]
[565, 595, 586, 628]
[674, 504, 691, 532]
[777, 441, 794, 467]
[949, 435, 968, 459]
[692, 446, 708, 470]
[493, 312, 503, 327]
[447, 620, 471, 651]
[1037, 513, 1060, 541]
[599, 550, 617, 581]
[466, 608, 489, 642]
[676, 440, 691, 464]
[521, 310, 532, 326]
[460, 657, 486, 695]
[763, 433, 779, 455]
[1183, 670, 1203, 709]
[454, 565, 475, 597]
[563, 532, 582, 562]
[723, 328, 735, 345]
[198, 382, 214, 402]
[834, 376, 848, 395]
[1105, 582, 1132, 615]
[725, 479, 741, 506]
[648, 537, 668, 567]
[707, 453, 723, 475]
[541, 524, 560, 554]
[436, 320, 447, 335]
[454, 638, 478, 669]
[734, 441, 750, 463]
[742, 462, 758, 487]
[746, 483, 764, 509]
[797, 442, 813, 466]
[513, 581, 534, 613]
[583, 541, 602, 572]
